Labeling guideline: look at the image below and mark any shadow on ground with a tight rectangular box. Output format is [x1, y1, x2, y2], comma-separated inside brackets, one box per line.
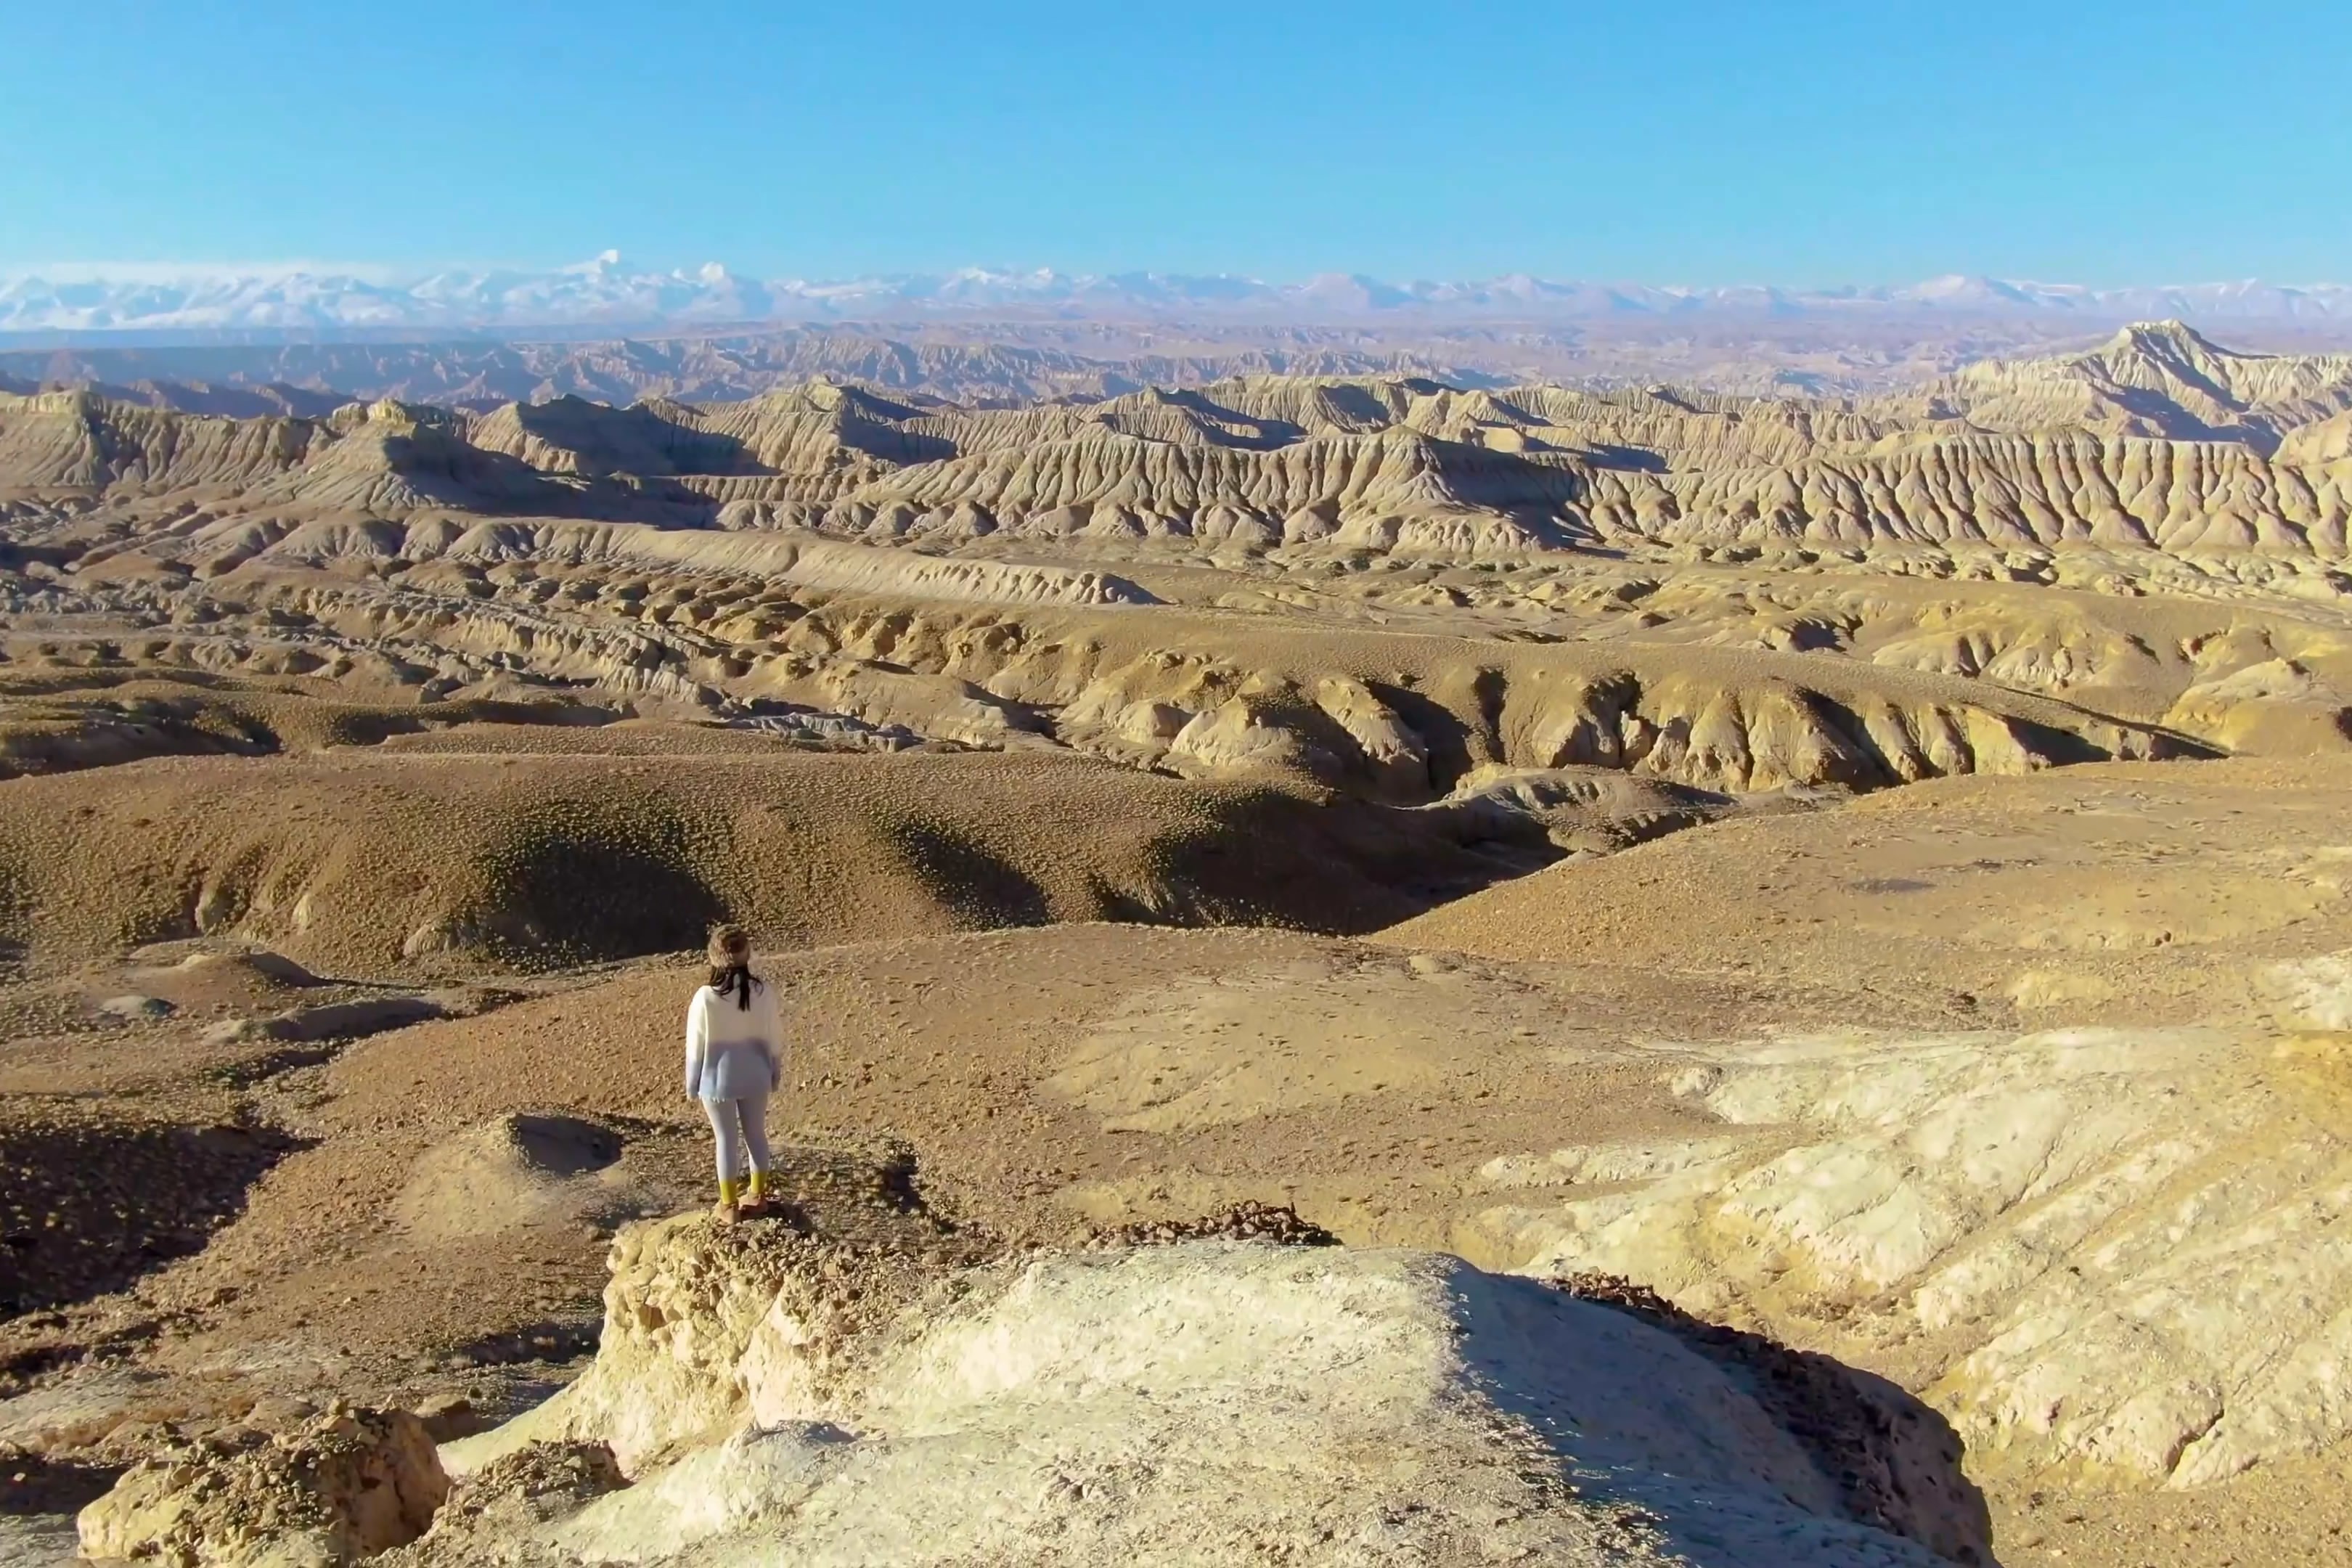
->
[0, 1116, 308, 1317]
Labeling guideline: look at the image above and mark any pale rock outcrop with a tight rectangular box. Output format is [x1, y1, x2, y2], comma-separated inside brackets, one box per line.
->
[1311, 674, 1429, 798]
[1427, 766, 1736, 852]
[1469, 1021, 2352, 1487]
[423, 522, 1152, 609]
[0, 389, 319, 494]
[1162, 693, 1351, 784]
[2258, 948, 2352, 1031]
[801, 661, 1048, 749]
[2277, 408, 2352, 465]
[1007, 635, 2184, 803]
[2162, 656, 2352, 752]
[421, 1217, 1961, 1567]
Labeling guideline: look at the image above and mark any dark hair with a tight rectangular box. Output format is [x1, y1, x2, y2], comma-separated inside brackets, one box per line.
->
[706, 924, 759, 1011]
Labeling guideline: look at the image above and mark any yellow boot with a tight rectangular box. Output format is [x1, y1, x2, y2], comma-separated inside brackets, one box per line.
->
[716, 1176, 740, 1220]
[744, 1169, 769, 1216]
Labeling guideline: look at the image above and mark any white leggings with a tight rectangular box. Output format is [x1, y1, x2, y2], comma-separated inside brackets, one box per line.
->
[701, 1090, 772, 1182]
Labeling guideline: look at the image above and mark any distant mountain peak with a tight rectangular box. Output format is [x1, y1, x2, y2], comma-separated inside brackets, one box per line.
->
[2115, 317, 2210, 341]
[2, 261, 2350, 338]
[2096, 320, 2253, 383]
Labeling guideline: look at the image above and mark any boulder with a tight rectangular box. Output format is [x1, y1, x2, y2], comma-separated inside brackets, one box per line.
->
[78, 1405, 447, 1568]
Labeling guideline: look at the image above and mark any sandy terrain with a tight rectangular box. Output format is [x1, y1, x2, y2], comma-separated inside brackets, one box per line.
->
[9, 760, 2352, 1561]
[8, 332, 2352, 1561]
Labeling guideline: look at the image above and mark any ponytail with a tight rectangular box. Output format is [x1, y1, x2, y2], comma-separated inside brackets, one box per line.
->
[711, 961, 758, 1010]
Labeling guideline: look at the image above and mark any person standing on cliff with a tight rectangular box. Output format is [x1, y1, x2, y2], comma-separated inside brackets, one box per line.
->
[684, 924, 785, 1220]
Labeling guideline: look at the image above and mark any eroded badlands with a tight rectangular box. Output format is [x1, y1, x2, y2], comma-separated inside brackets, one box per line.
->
[5, 324, 2352, 1565]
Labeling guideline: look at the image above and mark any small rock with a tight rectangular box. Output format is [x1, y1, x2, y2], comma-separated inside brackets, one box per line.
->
[415, 1394, 483, 1442]
[1085, 1201, 1340, 1250]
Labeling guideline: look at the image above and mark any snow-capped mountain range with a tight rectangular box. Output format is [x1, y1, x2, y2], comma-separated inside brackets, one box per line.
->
[4, 252, 2350, 335]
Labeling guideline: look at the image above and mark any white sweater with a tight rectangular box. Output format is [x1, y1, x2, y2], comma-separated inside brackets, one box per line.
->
[684, 978, 785, 1101]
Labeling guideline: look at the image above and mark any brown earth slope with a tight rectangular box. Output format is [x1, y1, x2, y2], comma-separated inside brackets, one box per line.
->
[0, 746, 1548, 977]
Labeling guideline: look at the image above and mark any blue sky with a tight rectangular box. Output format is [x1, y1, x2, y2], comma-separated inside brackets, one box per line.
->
[4, 1, 2342, 285]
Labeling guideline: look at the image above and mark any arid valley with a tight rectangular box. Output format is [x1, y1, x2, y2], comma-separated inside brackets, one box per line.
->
[6, 313, 2352, 1566]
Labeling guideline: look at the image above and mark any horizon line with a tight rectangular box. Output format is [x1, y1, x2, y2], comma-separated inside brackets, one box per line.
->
[1, 258, 2345, 294]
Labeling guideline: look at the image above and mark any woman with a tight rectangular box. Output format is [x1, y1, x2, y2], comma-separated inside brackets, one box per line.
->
[684, 924, 785, 1220]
